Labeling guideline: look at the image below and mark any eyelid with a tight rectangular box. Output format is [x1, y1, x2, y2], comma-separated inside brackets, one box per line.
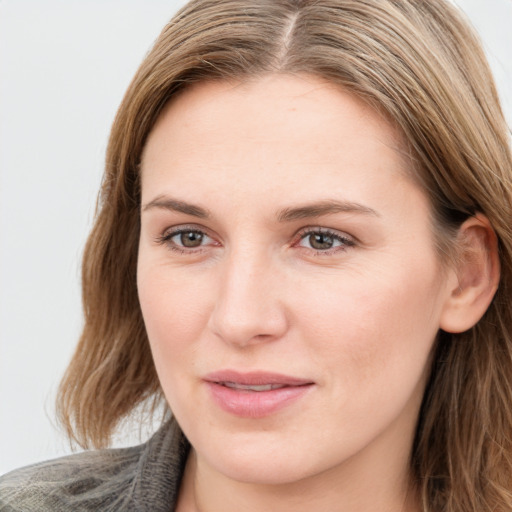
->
[155, 224, 219, 252]
[293, 226, 357, 253]
[153, 223, 356, 255]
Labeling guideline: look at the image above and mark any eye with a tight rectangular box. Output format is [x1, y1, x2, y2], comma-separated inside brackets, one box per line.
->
[296, 228, 355, 253]
[174, 230, 206, 248]
[156, 227, 216, 252]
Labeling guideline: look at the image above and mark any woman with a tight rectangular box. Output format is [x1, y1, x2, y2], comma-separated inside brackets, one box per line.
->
[1, 0, 511, 510]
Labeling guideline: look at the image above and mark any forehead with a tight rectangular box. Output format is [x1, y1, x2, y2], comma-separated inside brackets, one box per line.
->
[140, 74, 416, 209]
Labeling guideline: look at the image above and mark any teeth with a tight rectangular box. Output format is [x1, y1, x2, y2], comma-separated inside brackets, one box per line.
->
[223, 382, 287, 392]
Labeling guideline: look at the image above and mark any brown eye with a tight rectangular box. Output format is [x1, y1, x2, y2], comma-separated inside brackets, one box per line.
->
[157, 228, 215, 253]
[179, 231, 204, 247]
[308, 233, 335, 250]
[297, 229, 354, 253]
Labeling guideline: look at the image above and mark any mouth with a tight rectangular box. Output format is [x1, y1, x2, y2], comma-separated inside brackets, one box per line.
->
[204, 369, 314, 386]
[203, 370, 314, 418]
[221, 382, 293, 392]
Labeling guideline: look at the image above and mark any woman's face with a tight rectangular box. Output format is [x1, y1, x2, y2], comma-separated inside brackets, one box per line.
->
[138, 75, 455, 487]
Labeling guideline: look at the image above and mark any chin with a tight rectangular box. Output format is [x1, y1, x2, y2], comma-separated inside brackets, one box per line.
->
[213, 455, 314, 486]
[193, 430, 329, 486]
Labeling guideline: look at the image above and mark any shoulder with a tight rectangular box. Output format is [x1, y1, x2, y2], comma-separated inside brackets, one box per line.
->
[0, 444, 143, 512]
[0, 419, 188, 512]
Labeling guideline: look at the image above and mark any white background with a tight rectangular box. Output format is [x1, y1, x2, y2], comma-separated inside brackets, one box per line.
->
[1, 0, 511, 475]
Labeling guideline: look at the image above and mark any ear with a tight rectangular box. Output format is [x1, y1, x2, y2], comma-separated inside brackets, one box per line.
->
[440, 213, 500, 333]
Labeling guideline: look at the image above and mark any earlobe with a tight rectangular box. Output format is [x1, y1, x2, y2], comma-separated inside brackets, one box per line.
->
[440, 214, 500, 334]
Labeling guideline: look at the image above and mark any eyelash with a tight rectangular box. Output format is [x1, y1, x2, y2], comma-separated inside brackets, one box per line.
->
[155, 226, 214, 254]
[294, 227, 356, 255]
[155, 226, 356, 255]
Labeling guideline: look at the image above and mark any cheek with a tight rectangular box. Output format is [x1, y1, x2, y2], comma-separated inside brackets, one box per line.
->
[291, 261, 444, 393]
[138, 243, 445, 420]
[137, 262, 214, 378]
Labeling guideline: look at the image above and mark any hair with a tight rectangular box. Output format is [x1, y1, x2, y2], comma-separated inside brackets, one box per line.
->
[56, 0, 512, 510]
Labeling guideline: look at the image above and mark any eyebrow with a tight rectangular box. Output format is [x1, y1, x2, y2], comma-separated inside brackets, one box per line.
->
[142, 195, 379, 221]
[142, 195, 211, 218]
[277, 200, 379, 222]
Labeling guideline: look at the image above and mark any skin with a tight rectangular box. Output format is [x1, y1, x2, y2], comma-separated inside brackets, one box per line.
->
[137, 74, 467, 512]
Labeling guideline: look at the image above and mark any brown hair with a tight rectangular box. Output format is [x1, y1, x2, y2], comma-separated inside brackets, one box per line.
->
[57, 1, 512, 510]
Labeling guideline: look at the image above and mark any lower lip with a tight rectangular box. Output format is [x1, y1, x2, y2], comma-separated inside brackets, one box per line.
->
[205, 382, 313, 418]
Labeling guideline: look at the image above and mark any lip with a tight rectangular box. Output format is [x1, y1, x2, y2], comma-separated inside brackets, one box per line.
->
[203, 370, 314, 418]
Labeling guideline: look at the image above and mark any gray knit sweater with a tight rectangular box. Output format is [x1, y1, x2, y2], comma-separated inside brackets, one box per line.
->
[0, 420, 189, 511]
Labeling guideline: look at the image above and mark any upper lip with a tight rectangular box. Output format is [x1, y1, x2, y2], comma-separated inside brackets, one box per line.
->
[203, 370, 314, 387]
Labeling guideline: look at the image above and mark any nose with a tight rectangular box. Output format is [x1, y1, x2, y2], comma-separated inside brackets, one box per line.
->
[207, 250, 288, 348]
